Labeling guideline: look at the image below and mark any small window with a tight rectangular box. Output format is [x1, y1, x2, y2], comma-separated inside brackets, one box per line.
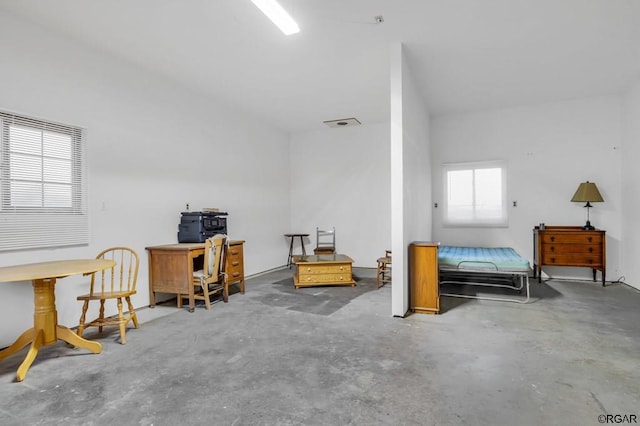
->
[0, 111, 88, 250]
[442, 160, 507, 227]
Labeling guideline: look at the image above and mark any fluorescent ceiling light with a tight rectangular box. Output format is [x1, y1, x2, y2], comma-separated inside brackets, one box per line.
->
[251, 0, 300, 35]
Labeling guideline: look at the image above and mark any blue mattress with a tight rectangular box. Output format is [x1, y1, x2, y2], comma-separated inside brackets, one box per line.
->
[438, 246, 530, 272]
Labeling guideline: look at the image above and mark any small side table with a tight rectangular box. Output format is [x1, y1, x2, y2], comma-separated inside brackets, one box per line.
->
[285, 233, 309, 268]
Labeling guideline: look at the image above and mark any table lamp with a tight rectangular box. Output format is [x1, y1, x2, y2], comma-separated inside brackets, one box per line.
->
[571, 181, 604, 230]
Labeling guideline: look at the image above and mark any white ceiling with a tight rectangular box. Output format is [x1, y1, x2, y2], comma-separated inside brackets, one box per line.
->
[2, 0, 640, 133]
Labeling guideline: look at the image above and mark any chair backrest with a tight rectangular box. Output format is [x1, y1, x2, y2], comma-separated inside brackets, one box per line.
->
[91, 247, 140, 295]
[316, 227, 335, 250]
[203, 234, 227, 281]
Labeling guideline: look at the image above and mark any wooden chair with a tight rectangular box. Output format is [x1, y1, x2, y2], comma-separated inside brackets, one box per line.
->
[376, 250, 392, 288]
[77, 247, 140, 344]
[180, 235, 227, 309]
[314, 227, 336, 254]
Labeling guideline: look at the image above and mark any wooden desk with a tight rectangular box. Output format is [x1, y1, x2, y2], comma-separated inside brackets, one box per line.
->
[293, 254, 355, 289]
[0, 259, 115, 382]
[146, 241, 245, 312]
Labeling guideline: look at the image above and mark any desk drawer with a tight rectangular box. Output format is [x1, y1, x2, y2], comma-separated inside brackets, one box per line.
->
[298, 264, 351, 274]
[227, 245, 243, 258]
[226, 256, 243, 273]
[298, 273, 352, 283]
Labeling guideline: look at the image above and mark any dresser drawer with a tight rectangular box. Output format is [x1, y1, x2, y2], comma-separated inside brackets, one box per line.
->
[543, 244, 602, 255]
[298, 273, 352, 283]
[298, 264, 351, 274]
[544, 254, 603, 267]
[542, 233, 603, 244]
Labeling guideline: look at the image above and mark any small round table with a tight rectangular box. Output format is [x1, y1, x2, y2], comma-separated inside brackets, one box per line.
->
[284, 233, 309, 268]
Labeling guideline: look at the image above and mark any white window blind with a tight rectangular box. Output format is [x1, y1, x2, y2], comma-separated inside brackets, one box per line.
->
[442, 160, 508, 227]
[0, 111, 88, 251]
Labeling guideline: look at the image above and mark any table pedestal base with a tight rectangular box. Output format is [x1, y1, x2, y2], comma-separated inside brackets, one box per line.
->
[0, 278, 102, 382]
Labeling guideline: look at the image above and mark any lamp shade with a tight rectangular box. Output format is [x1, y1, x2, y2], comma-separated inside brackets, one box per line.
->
[571, 181, 604, 203]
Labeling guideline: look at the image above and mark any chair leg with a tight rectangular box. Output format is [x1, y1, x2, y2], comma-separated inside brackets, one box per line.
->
[376, 259, 391, 288]
[384, 266, 392, 286]
[126, 296, 139, 329]
[77, 300, 89, 337]
[98, 300, 105, 334]
[203, 285, 211, 310]
[117, 297, 126, 345]
[223, 283, 229, 303]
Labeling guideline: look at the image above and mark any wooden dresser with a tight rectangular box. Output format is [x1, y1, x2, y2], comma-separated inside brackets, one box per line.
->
[409, 242, 440, 315]
[293, 254, 355, 289]
[533, 226, 606, 285]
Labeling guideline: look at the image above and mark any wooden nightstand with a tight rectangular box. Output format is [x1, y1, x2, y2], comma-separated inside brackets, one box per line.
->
[533, 226, 606, 285]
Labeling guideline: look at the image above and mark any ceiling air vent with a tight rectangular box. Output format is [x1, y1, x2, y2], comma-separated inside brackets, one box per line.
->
[323, 118, 361, 128]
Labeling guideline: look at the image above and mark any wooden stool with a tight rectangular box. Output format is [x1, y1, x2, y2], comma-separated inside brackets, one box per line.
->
[376, 250, 392, 288]
[285, 233, 309, 268]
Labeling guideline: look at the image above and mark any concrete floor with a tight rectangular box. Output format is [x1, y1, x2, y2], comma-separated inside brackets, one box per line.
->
[0, 267, 638, 426]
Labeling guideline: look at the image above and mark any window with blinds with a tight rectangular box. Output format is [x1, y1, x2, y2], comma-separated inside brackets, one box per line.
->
[0, 111, 88, 251]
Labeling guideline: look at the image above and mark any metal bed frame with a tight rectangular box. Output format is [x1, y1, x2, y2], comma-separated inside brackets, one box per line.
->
[439, 260, 531, 304]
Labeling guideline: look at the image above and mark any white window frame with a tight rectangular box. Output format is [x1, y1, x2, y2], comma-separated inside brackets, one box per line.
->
[442, 160, 508, 228]
[0, 111, 88, 251]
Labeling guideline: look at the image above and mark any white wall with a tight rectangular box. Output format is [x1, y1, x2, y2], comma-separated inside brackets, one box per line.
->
[431, 96, 623, 281]
[390, 43, 432, 317]
[0, 12, 290, 347]
[621, 79, 640, 290]
[289, 122, 391, 267]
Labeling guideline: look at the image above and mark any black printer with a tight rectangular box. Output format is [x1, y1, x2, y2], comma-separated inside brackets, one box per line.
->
[177, 211, 228, 243]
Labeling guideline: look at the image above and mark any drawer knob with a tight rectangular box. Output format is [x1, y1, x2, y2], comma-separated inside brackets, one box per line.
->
[550, 236, 555, 242]
[232, 261, 239, 266]
[551, 257, 556, 263]
[550, 246, 555, 252]
[307, 277, 311, 281]
[306, 267, 311, 272]
[589, 247, 593, 253]
[587, 237, 592, 242]
[588, 259, 593, 264]
[339, 266, 343, 270]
